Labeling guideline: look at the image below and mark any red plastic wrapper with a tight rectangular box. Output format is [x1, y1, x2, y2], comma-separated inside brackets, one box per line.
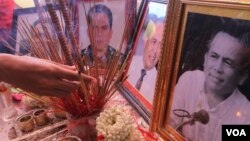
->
[0, 0, 14, 40]
[67, 114, 98, 141]
[0, 0, 14, 29]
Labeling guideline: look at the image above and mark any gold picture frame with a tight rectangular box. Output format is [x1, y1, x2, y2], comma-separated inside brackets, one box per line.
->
[151, 0, 250, 141]
[121, 0, 168, 123]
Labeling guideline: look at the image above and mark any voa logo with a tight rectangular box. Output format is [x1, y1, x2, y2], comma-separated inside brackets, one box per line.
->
[226, 129, 246, 136]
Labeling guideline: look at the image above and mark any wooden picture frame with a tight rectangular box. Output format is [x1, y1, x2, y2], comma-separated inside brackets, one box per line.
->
[120, 0, 168, 123]
[151, 0, 250, 141]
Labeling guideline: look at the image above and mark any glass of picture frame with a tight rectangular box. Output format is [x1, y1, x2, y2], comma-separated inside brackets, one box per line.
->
[151, 0, 250, 141]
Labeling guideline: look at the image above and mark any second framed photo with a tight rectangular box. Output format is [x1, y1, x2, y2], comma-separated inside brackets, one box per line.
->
[120, 0, 167, 123]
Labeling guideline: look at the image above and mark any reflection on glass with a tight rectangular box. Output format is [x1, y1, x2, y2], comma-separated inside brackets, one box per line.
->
[169, 13, 250, 141]
[127, 2, 167, 103]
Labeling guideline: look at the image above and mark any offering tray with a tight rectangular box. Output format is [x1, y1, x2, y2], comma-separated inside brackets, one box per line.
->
[9, 109, 68, 141]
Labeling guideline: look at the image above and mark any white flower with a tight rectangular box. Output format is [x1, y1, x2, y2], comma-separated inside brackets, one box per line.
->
[96, 105, 142, 141]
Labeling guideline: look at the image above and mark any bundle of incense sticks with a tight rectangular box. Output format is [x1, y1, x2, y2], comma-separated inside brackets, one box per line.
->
[12, 0, 132, 118]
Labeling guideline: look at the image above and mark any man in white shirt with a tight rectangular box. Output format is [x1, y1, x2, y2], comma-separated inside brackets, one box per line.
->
[128, 18, 165, 103]
[170, 31, 250, 141]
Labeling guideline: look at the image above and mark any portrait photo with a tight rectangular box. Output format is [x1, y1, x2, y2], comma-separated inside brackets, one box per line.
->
[127, 1, 167, 104]
[78, 0, 131, 67]
[12, 6, 63, 55]
[169, 13, 250, 141]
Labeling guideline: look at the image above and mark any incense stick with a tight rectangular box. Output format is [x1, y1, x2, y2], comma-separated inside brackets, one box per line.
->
[11, 1, 134, 118]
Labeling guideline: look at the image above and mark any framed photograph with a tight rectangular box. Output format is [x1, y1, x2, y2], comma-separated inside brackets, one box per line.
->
[151, 0, 250, 141]
[77, 0, 136, 54]
[12, 5, 62, 55]
[119, 0, 167, 123]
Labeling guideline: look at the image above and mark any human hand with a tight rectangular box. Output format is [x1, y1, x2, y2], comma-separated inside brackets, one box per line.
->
[0, 54, 96, 97]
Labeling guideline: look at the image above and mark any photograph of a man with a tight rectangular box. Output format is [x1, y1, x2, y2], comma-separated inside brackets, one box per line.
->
[127, 18, 165, 103]
[81, 4, 117, 67]
[18, 18, 57, 56]
[170, 14, 250, 141]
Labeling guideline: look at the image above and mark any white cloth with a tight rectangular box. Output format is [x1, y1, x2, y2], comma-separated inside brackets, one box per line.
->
[127, 55, 157, 103]
[170, 70, 250, 141]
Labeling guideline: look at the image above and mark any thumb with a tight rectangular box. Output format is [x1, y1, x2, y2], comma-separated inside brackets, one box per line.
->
[81, 73, 97, 85]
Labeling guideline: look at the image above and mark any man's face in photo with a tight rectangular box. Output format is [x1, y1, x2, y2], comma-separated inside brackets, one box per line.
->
[88, 13, 113, 58]
[32, 22, 51, 44]
[204, 32, 245, 94]
[143, 22, 164, 70]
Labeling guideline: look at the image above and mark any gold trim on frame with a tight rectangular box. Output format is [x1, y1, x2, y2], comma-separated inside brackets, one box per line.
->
[150, 0, 250, 141]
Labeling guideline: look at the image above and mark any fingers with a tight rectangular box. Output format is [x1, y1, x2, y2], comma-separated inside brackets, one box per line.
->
[40, 58, 77, 71]
[33, 78, 80, 98]
[43, 59, 95, 84]
[45, 61, 98, 94]
[58, 64, 77, 71]
[42, 88, 71, 98]
[56, 65, 81, 81]
[81, 73, 97, 84]
[51, 79, 80, 97]
[34, 77, 95, 98]
[32, 87, 70, 98]
[57, 66, 97, 85]
[60, 78, 80, 91]
[39, 84, 77, 98]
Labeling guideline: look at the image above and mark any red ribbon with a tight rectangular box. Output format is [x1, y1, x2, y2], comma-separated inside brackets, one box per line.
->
[137, 126, 158, 141]
[96, 135, 105, 141]
[131, 111, 158, 141]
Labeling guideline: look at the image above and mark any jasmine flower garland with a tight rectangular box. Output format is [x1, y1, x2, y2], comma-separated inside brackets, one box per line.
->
[96, 105, 144, 141]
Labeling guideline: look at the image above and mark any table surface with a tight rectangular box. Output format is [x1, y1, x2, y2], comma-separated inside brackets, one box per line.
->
[0, 92, 149, 141]
[0, 103, 22, 141]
